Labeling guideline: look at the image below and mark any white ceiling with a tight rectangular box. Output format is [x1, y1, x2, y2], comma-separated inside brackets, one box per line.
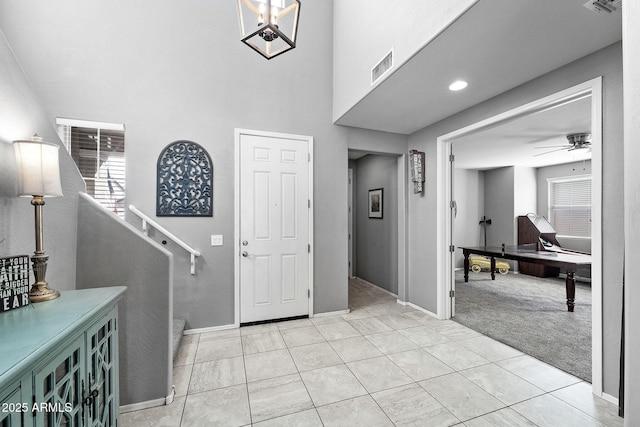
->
[452, 95, 593, 170]
[348, 95, 594, 168]
[335, 0, 622, 137]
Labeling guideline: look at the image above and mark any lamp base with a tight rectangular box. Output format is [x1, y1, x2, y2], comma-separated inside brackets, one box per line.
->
[29, 284, 60, 302]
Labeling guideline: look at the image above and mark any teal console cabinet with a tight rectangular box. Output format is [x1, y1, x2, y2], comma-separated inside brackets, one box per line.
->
[0, 287, 126, 426]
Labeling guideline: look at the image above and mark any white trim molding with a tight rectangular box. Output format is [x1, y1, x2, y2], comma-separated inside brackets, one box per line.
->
[436, 77, 604, 396]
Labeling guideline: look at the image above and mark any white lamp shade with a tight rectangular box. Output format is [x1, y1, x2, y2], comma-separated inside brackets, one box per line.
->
[13, 140, 63, 197]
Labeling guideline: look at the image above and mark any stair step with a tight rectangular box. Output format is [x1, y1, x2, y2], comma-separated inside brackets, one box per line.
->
[173, 318, 187, 362]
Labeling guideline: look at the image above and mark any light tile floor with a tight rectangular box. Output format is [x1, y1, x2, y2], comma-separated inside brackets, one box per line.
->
[121, 277, 623, 427]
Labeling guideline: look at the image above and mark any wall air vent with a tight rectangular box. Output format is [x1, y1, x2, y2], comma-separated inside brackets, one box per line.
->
[371, 48, 394, 85]
[583, 0, 621, 13]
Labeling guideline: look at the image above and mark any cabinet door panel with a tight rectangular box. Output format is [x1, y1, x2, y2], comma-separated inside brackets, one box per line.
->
[0, 387, 24, 427]
[33, 335, 84, 427]
[85, 308, 119, 427]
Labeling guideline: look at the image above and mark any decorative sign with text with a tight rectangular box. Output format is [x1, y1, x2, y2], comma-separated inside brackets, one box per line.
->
[0, 255, 30, 313]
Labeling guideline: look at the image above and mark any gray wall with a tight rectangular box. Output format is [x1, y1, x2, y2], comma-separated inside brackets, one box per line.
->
[0, 1, 408, 328]
[348, 161, 357, 277]
[76, 193, 173, 406]
[0, 28, 85, 291]
[537, 160, 592, 253]
[354, 155, 398, 294]
[514, 166, 537, 219]
[484, 167, 516, 248]
[408, 42, 624, 397]
[453, 168, 484, 268]
[1, 28, 172, 408]
[624, 1, 640, 421]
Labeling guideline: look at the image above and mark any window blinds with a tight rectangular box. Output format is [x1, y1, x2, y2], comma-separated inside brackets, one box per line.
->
[57, 122, 126, 218]
[549, 177, 591, 238]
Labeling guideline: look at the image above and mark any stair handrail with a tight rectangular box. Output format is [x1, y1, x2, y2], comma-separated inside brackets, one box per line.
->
[128, 204, 201, 274]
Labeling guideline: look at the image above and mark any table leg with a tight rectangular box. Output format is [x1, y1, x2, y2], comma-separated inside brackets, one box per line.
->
[490, 257, 496, 280]
[566, 271, 576, 312]
[463, 252, 469, 282]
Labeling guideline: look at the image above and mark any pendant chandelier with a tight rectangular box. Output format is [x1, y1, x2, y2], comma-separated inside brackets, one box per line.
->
[237, 0, 301, 60]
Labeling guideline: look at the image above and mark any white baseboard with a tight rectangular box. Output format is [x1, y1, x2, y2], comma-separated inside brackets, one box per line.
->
[183, 323, 237, 335]
[397, 300, 439, 319]
[601, 391, 619, 406]
[119, 387, 175, 413]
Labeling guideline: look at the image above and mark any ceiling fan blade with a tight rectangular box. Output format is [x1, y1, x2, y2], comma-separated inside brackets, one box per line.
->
[533, 147, 569, 157]
[533, 145, 570, 149]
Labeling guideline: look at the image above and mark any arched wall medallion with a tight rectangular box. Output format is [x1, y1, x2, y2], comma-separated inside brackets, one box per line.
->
[157, 140, 213, 216]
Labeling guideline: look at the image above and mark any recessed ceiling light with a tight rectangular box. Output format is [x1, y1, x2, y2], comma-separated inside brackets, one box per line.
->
[449, 80, 468, 91]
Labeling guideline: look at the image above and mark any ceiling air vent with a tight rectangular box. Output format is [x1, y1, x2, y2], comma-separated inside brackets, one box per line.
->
[371, 48, 394, 85]
[583, 0, 621, 13]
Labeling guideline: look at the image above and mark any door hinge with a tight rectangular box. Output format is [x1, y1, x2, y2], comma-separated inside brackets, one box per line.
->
[308, 199, 311, 208]
[449, 154, 455, 162]
[449, 290, 455, 298]
[308, 289, 311, 298]
[449, 245, 455, 252]
[308, 153, 311, 162]
[308, 244, 311, 253]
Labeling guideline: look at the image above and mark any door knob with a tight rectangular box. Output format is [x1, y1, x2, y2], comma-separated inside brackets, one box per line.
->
[242, 251, 249, 257]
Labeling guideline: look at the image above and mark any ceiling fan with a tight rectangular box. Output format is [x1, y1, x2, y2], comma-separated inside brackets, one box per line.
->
[533, 133, 592, 157]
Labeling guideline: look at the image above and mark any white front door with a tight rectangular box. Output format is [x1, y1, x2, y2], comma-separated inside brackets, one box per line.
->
[238, 130, 312, 323]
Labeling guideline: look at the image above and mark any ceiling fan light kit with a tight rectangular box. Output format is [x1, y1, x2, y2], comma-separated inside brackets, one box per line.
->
[533, 133, 592, 157]
[566, 132, 592, 149]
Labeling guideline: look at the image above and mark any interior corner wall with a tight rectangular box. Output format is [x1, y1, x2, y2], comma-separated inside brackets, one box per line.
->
[536, 160, 592, 253]
[452, 168, 484, 268]
[354, 154, 398, 294]
[0, 28, 84, 290]
[408, 41, 623, 397]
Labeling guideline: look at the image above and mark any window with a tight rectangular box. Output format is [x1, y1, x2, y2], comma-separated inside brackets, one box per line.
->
[57, 118, 126, 218]
[548, 175, 591, 238]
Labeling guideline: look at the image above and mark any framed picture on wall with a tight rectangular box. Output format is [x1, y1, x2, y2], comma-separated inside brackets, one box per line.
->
[368, 188, 383, 219]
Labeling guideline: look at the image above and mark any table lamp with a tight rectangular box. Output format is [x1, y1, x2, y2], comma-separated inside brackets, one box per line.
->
[13, 135, 63, 302]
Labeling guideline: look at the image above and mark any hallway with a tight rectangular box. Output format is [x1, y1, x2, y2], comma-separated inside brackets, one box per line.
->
[121, 278, 622, 426]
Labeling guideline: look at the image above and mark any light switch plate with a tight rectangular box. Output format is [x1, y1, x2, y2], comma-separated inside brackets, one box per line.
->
[211, 235, 223, 246]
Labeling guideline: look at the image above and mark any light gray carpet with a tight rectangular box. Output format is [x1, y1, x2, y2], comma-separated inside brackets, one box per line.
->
[453, 270, 591, 381]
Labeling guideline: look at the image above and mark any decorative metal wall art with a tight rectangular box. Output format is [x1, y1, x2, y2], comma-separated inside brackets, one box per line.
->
[409, 149, 425, 194]
[157, 140, 212, 216]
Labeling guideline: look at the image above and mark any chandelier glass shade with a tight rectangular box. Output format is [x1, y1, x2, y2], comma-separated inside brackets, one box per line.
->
[237, 0, 301, 59]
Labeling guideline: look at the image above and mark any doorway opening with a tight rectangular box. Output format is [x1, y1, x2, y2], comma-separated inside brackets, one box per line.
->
[436, 78, 603, 395]
[348, 150, 407, 305]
